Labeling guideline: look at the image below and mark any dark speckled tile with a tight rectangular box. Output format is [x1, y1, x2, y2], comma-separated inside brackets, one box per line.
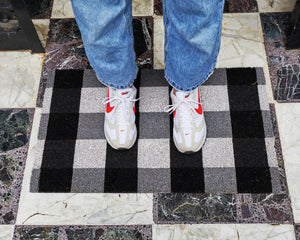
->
[236, 194, 293, 223]
[0, 109, 34, 224]
[264, 41, 300, 101]
[295, 225, 300, 240]
[15, 226, 60, 239]
[224, 0, 258, 13]
[43, 19, 89, 73]
[154, 0, 163, 15]
[133, 17, 153, 68]
[154, 193, 237, 223]
[261, 13, 300, 101]
[260, 13, 292, 41]
[14, 225, 152, 240]
[154, 193, 292, 223]
[24, 0, 53, 19]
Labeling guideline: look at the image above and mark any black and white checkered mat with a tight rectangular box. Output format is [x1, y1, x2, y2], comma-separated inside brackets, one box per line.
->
[30, 68, 282, 193]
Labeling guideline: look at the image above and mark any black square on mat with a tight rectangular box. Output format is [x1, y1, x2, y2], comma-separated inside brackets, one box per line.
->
[50, 89, 82, 113]
[170, 139, 203, 168]
[46, 113, 80, 140]
[54, 70, 84, 89]
[171, 168, 205, 193]
[41, 140, 77, 168]
[105, 142, 138, 168]
[230, 111, 265, 138]
[226, 68, 257, 86]
[233, 138, 269, 167]
[236, 167, 272, 193]
[104, 168, 138, 192]
[38, 168, 73, 192]
[227, 86, 261, 111]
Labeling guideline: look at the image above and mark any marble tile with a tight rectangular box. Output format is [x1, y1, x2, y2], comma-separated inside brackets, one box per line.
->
[133, 17, 153, 68]
[153, 13, 268, 70]
[14, 226, 59, 239]
[0, 52, 43, 108]
[32, 19, 50, 49]
[16, 108, 153, 225]
[0, 225, 14, 240]
[154, 193, 237, 223]
[43, 18, 152, 79]
[269, 104, 287, 193]
[52, 0, 154, 18]
[224, 0, 259, 13]
[257, 0, 297, 12]
[295, 224, 300, 240]
[133, 0, 153, 16]
[154, 0, 163, 15]
[216, 13, 266, 68]
[24, 0, 53, 19]
[0, 109, 34, 224]
[14, 225, 152, 239]
[153, 15, 164, 69]
[153, 224, 295, 240]
[236, 224, 296, 240]
[260, 13, 292, 41]
[236, 194, 293, 223]
[153, 224, 238, 240]
[264, 41, 300, 101]
[275, 103, 300, 223]
[43, 19, 89, 76]
[51, 0, 74, 18]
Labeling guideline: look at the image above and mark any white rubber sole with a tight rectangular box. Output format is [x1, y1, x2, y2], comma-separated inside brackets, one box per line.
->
[104, 125, 137, 150]
[173, 123, 207, 154]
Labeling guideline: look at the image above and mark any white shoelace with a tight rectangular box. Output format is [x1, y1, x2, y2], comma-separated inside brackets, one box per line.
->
[102, 90, 140, 126]
[164, 98, 201, 129]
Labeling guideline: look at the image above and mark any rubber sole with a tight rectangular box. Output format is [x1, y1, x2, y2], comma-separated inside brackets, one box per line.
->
[104, 125, 137, 150]
[173, 124, 207, 154]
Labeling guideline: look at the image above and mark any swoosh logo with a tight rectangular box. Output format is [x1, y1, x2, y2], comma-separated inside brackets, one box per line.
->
[106, 89, 114, 113]
[194, 88, 203, 115]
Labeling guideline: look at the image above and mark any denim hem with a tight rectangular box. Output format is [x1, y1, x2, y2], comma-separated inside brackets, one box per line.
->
[94, 66, 138, 90]
[164, 59, 218, 92]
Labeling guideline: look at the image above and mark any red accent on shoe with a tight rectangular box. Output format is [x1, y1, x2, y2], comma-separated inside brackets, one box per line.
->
[173, 110, 176, 117]
[185, 133, 190, 135]
[133, 104, 136, 114]
[106, 89, 114, 113]
[194, 88, 203, 115]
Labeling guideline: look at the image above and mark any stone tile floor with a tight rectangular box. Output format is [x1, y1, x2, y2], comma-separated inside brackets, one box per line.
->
[1, 0, 300, 239]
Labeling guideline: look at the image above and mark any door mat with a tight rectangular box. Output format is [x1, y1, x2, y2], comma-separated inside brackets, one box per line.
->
[30, 68, 285, 194]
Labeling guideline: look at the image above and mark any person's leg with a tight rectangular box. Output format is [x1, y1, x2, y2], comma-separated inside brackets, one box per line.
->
[71, 0, 138, 89]
[162, 0, 225, 91]
[71, 0, 138, 149]
[163, 0, 225, 153]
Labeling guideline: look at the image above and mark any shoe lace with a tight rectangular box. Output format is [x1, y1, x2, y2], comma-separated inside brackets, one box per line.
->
[102, 91, 140, 126]
[164, 98, 201, 129]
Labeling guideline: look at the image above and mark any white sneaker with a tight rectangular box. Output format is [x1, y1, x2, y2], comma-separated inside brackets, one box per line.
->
[164, 88, 207, 153]
[102, 86, 139, 150]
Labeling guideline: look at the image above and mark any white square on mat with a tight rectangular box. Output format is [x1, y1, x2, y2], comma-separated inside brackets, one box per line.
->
[138, 138, 170, 168]
[139, 86, 169, 112]
[73, 139, 107, 168]
[199, 85, 230, 111]
[202, 138, 235, 168]
[79, 88, 107, 113]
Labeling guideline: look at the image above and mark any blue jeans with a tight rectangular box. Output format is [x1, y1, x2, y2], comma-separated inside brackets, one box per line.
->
[71, 0, 225, 91]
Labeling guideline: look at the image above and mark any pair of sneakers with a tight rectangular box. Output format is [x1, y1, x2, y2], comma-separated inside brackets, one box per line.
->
[102, 86, 206, 153]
